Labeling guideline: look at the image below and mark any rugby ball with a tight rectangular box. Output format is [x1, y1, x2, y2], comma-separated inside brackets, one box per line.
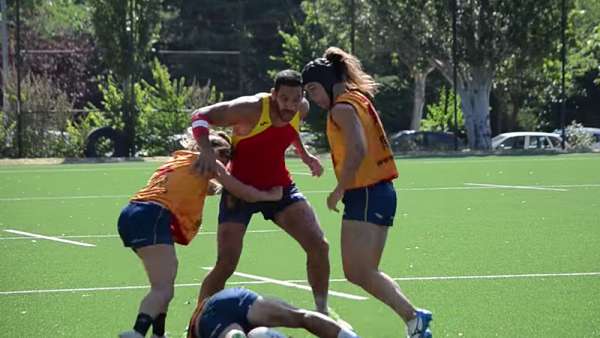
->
[247, 326, 287, 338]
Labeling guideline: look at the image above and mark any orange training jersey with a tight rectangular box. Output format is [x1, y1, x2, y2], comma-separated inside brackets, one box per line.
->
[132, 150, 209, 245]
[327, 91, 398, 189]
[229, 94, 301, 190]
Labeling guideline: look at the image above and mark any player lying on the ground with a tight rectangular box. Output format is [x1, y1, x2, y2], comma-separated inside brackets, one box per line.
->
[187, 287, 360, 338]
[117, 132, 283, 338]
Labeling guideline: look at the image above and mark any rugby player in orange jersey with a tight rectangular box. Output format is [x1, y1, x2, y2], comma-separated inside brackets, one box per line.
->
[190, 70, 330, 314]
[117, 132, 283, 338]
[302, 47, 432, 338]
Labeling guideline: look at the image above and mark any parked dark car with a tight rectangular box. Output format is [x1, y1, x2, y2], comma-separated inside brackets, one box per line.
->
[389, 130, 464, 152]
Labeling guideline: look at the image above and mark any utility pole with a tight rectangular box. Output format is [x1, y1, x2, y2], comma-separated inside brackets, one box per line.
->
[560, 0, 567, 149]
[16, 0, 22, 157]
[452, 0, 458, 151]
[350, 0, 356, 54]
[1, 0, 8, 110]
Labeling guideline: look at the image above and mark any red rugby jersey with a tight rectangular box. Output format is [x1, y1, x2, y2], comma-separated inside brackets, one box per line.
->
[229, 94, 301, 190]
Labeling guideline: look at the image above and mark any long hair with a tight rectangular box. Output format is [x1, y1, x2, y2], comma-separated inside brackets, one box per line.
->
[323, 47, 379, 98]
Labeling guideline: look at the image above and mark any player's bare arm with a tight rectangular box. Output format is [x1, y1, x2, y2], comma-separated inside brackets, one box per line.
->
[327, 103, 367, 211]
[191, 95, 263, 175]
[213, 160, 283, 202]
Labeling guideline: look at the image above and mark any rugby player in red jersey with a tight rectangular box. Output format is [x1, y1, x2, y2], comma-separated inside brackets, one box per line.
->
[190, 70, 330, 314]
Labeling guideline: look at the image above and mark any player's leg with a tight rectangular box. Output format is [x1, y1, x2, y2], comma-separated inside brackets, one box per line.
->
[341, 220, 415, 319]
[247, 297, 358, 338]
[200, 190, 252, 301]
[273, 196, 330, 313]
[198, 221, 246, 301]
[137, 244, 178, 337]
[340, 182, 432, 337]
[117, 202, 177, 338]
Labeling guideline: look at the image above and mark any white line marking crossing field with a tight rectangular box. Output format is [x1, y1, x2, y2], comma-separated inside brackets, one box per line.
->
[1, 271, 597, 296]
[2, 183, 599, 202]
[464, 183, 568, 192]
[3, 229, 95, 247]
[223, 269, 368, 301]
[0, 229, 281, 241]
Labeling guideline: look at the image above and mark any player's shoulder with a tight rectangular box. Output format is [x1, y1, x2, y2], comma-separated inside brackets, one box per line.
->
[230, 93, 264, 106]
[331, 102, 356, 116]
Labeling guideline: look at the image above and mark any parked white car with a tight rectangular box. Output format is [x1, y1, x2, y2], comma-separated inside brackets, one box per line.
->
[491, 132, 564, 150]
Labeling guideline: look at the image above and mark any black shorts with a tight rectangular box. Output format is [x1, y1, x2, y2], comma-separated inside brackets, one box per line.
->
[197, 288, 259, 338]
[342, 180, 397, 226]
[117, 201, 173, 249]
[218, 183, 306, 226]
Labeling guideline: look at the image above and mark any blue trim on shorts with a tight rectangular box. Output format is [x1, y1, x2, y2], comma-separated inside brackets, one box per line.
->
[198, 288, 259, 338]
[218, 183, 306, 226]
[117, 201, 173, 249]
[342, 180, 397, 226]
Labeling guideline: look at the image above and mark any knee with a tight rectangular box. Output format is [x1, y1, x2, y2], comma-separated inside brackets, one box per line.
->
[343, 265, 366, 286]
[152, 284, 175, 305]
[214, 253, 239, 275]
[307, 236, 329, 258]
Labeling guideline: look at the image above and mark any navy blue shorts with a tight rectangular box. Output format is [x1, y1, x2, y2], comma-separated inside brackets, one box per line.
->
[218, 183, 306, 226]
[342, 180, 397, 226]
[198, 288, 259, 338]
[117, 201, 173, 249]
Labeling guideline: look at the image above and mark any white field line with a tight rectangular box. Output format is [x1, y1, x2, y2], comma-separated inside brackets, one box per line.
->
[1, 271, 598, 296]
[0, 155, 597, 175]
[464, 183, 568, 192]
[290, 171, 312, 176]
[2, 183, 599, 202]
[3, 229, 95, 247]
[0, 167, 157, 174]
[0, 229, 281, 241]
[205, 267, 368, 301]
[0, 194, 130, 201]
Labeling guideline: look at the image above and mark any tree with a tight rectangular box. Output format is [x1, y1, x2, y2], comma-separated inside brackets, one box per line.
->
[90, 0, 161, 82]
[159, 0, 304, 97]
[422, 0, 566, 149]
[277, 0, 415, 136]
[367, 0, 435, 131]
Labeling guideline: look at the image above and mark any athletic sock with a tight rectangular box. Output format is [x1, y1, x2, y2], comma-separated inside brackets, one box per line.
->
[152, 313, 167, 336]
[133, 312, 154, 336]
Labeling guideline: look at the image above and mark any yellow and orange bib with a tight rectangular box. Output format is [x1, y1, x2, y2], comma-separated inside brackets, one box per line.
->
[132, 150, 208, 245]
[327, 91, 398, 189]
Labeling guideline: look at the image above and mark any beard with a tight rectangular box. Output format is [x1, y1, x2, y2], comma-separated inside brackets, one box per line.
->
[279, 109, 295, 121]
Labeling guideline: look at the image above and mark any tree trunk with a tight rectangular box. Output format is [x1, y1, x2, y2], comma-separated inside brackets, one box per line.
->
[409, 67, 434, 131]
[457, 70, 493, 149]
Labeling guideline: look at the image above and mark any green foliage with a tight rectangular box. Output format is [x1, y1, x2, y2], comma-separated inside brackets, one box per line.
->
[0, 111, 17, 158]
[3, 70, 75, 157]
[26, 0, 93, 38]
[565, 120, 595, 150]
[90, 0, 161, 82]
[61, 111, 109, 157]
[89, 59, 222, 156]
[276, 0, 415, 136]
[136, 59, 221, 156]
[421, 87, 464, 133]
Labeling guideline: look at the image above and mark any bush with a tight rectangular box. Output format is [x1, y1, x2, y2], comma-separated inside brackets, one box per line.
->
[565, 121, 595, 150]
[3, 70, 76, 157]
[421, 87, 465, 133]
[89, 59, 222, 156]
